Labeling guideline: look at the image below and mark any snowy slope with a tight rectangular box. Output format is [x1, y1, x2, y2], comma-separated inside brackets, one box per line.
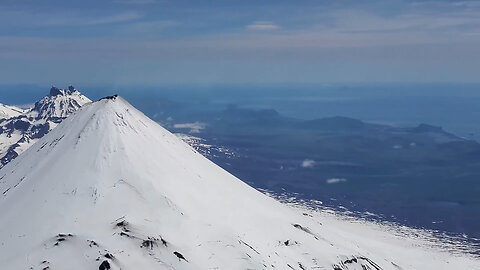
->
[0, 103, 24, 119]
[0, 97, 477, 270]
[0, 86, 91, 168]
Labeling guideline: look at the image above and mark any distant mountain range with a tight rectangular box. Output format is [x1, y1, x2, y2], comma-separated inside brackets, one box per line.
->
[168, 105, 480, 242]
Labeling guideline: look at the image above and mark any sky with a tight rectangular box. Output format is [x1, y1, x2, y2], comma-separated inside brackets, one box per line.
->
[1, 0, 480, 85]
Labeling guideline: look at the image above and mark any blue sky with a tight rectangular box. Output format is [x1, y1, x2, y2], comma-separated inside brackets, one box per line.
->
[1, 0, 480, 84]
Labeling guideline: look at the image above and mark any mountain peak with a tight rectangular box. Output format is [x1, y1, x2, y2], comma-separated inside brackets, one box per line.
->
[98, 94, 119, 101]
[49, 85, 61, 96]
[49, 85, 79, 97]
[0, 86, 91, 168]
[33, 86, 91, 121]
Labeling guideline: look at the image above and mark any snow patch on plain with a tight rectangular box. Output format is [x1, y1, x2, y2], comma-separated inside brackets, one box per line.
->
[301, 159, 315, 168]
[326, 178, 347, 184]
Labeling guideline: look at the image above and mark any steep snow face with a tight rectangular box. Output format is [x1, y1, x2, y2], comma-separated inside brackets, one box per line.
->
[0, 86, 91, 168]
[0, 97, 477, 270]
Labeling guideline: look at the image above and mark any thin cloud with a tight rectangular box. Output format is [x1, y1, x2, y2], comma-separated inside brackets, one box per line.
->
[328, 7, 480, 35]
[115, 20, 178, 36]
[0, 8, 142, 28]
[246, 21, 280, 31]
[46, 12, 142, 26]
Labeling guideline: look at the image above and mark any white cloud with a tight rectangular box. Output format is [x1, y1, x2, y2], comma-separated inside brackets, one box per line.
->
[48, 12, 142, 26]
[246, 21, 280, 31]
[326, 178, 347, 184]
[0, 8, 142, 28]
[173, 122, 206, 133]
[301, 159, 315, 168]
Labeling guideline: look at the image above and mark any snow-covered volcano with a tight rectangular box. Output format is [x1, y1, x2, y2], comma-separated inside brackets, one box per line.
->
[0, 96, 477, 270]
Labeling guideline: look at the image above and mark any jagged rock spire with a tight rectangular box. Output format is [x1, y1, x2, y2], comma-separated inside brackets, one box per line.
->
[50, 86, 62, 96]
